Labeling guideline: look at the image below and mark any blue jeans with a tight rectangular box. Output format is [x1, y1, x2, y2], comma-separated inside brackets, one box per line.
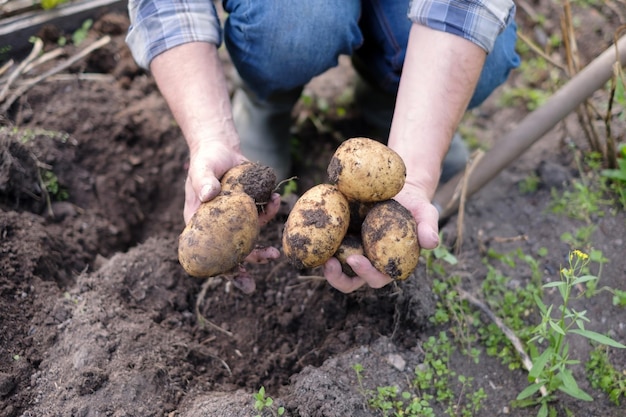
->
[223, 0, 520, 108]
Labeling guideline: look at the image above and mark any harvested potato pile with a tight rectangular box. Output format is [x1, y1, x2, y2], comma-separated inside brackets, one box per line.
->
[283, 137, 420, 280]
[178, 162, 277, 278]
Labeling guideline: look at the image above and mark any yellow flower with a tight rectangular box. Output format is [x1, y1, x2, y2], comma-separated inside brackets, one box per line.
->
[571, 250, 589, 261]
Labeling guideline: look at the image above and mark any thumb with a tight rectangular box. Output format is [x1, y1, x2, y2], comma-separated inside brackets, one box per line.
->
[197, 176, 222, 202]
[183, 174, 221, 224]
[188, 156, 223, 202]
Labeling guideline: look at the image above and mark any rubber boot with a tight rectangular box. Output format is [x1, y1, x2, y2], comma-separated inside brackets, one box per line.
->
[231, 85, 302, 181]
[440, 132, 469, 184]
[354, 76, 469, 184]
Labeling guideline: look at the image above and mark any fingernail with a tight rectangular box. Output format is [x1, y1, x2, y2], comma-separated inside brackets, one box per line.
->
[199, 184, 213, 201]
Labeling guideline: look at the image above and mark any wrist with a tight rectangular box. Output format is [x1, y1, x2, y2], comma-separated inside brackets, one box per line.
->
[186, 124, 240, 156]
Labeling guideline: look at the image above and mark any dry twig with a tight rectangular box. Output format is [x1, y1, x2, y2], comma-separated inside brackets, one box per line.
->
[0, 37, 43, 102]
[458, 288, 548, 398]
[454, 150, 484, 256]
[0, 59, 14, 78]
[0, 35, 111, 114]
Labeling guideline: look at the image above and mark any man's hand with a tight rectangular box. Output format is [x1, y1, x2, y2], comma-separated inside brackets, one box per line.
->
[184, 140, 282, 263]
[151, 43, 282, 268]
[322, 24, 486, 293]
[322, 181, 438, 293]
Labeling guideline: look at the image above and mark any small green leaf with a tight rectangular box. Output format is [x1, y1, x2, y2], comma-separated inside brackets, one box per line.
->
[572, 275, 597, 286]
[558, 383, 593, 401]
[570, 329, 626, 348]
[538, 401, 548, 417]
[517, 383, 543, 400]
[544, 281, 566, 288]
[549, 320, 566, 335]
[530, 348, 553, 379]
[534, 294, 548, 315]
[559, 369, 579, 394]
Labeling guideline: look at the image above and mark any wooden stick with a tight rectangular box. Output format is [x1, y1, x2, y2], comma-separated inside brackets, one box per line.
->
[433, 34, 626, 221]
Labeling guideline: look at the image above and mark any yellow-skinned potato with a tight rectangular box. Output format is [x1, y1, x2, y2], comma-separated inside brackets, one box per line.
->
[178, 191, 259, 277]
[361, 199, 419, 280]
[327, 137, 406, 202]
[282, 184, 350, 269]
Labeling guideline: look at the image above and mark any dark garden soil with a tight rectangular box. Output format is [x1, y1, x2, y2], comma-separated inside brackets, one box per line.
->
[1, 2, 626, 416]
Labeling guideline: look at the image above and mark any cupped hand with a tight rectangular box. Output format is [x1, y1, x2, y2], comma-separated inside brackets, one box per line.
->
[184, 140, 282, 264]
[323, 180, 440, 293]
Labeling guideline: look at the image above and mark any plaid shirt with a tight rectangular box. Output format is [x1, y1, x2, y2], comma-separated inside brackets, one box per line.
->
[408, 0, 515, 53]
[126, 0, 515, 69]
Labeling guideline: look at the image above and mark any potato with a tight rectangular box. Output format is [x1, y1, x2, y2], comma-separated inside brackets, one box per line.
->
[334, 233, 364, 277]
[327, 137, 406, 202]
[361, 199, 419, 280]
[282, 184, 350, 269]
[178, 191, 259, 277]
[220, 161, 277, 211]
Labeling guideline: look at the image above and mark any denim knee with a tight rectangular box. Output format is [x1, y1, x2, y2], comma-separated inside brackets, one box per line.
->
[223, 0, 363, 99]
[469, 20, 521, 109]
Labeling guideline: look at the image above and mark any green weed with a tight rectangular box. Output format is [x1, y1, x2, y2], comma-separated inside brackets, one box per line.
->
[41, 170, 68, 201]
[353, 332, 487, 417]
[559, 225, 597, 251]
[549, 181, 608, 221]
[516, 250, 626, 417]
[480, 249, 545, 369]
[519, 173, 541, 194]
[72, 19, 93, 46]
[601, 149, 626, 209]
[586, 346, 626, 405]
[612, 289, 626, 307]
[253, 386, 285, 417]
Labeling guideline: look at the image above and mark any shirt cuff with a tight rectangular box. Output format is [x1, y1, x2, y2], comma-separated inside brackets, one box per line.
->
[408, 0, 515, 53]
[126, 0, 222, 69]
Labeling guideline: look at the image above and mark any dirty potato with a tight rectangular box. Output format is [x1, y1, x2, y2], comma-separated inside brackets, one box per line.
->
[333, 233, 364, 277]
[178, 191, 260, 277]
[327, 137, 406, 202]
[282, 184, 350, 269]
[361, 199, 419, 280]
[220, 161, 277, 211]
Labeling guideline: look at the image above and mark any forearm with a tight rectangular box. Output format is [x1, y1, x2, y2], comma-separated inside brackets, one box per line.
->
[150, 42, 239, 155]
[388, 23, 486, 199]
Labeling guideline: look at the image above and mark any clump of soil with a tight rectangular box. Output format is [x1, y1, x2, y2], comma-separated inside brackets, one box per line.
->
[220, 161, 278, 209]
